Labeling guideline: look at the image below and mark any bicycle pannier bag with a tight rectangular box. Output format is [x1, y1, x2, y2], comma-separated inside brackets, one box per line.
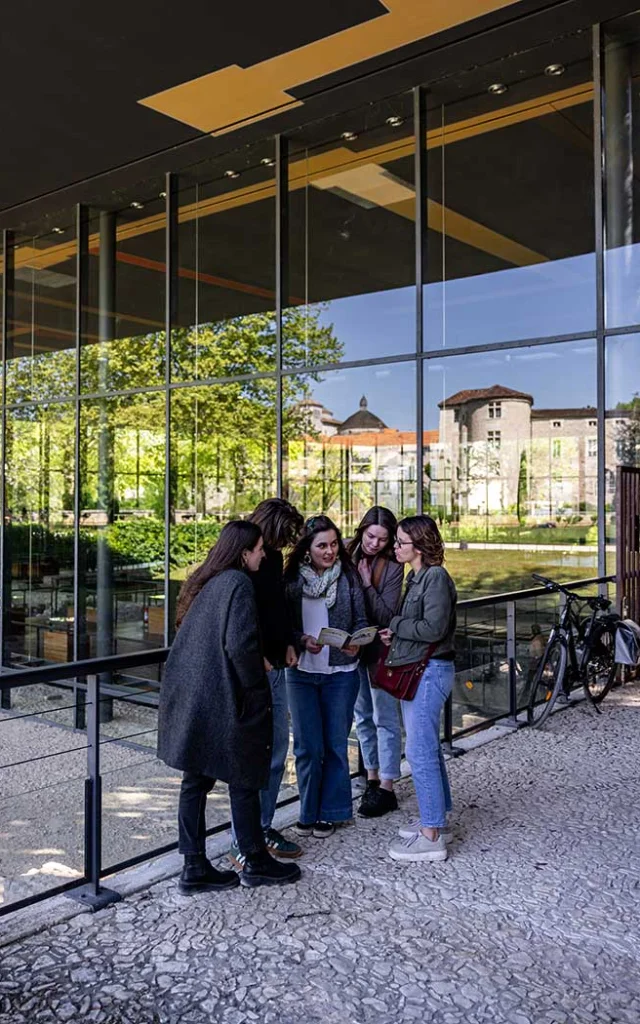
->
[615, 619, 640, 666]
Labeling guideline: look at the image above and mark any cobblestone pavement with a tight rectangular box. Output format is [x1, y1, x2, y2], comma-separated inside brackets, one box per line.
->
[1, 683, 639, 1024]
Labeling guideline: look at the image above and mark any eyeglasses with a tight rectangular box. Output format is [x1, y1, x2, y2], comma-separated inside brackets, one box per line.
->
[394, 537, 413, 547]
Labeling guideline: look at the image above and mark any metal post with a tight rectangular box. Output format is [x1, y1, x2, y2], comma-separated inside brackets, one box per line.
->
[74, 207, 89, 731]
[504, 600, 522, 729]
[0, 230, 14, 673]
[441, 694, 464, 757]
[415, 86, 427, 515]
[275, 135, 288, 499]
[67, 673, 121, 909]
[593, 25, 607, 590]
[164, 173, 178, 645]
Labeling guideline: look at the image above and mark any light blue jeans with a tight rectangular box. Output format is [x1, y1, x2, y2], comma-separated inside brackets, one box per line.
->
[354, 663, 403, 780]
[231, 668, 290, 841]
[402, 659, 455, 828]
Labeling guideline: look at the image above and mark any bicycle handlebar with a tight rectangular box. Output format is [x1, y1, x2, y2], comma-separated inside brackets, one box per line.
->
[531, 573, 611, 610]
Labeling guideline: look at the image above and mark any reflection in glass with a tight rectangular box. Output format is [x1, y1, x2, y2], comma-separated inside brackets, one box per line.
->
[169, 382, 276, 607]
[285, 93, 416, 366]
[604, 14, 640, 327]
[82, 199, 166, 393]
[174, 143, 276, 383]
[425, 33, 595, 348]
[605, 334, 640, 550]
[424, 341, 598, 596]
[283, 361, 416, 534]
[4, 403, 75, 665]
[79, 392, 165, 657]
[7, 224, 77, 404]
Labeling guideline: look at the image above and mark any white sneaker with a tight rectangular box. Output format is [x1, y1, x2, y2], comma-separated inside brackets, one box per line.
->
[389, 832, 448, 863]
[397, 818, 453, 844]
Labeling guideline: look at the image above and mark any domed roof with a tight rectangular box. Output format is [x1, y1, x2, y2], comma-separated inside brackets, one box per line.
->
[338, 396, 388, 434]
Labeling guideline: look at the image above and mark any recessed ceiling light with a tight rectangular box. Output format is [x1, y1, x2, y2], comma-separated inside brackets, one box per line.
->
[544, 63, 565, 77]
[52, 227, 64, 235]
[159, 191, 167, 199]
[260, 157, 275, 167]
[130, 201, 144, 210]
[385, 116, 404, 128]
[224, 170, 240, 179]
[341, 131, 358, 141]
[488, 83, 507, 96]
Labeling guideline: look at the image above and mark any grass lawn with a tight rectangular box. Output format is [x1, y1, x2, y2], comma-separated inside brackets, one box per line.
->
[445, 545, 600, 600]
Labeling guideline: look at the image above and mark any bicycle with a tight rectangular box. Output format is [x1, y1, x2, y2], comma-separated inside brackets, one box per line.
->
[527, 573, 619, 728]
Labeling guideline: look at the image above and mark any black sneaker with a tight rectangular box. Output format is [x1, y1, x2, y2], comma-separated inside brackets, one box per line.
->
[358, 787, 398, 818]
[312, 821, 336, 837]
[358, 779, 380, 813]
[241, 850, 302, 888]
[179, 855, 240, 894]
[293, 821, 314, 837]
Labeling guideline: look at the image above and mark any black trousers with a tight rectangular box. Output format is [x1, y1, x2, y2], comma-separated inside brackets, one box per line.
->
[178, 772, 266, 857]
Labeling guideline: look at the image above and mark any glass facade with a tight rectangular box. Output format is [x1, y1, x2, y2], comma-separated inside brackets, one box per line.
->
[1, 18, 640, 670]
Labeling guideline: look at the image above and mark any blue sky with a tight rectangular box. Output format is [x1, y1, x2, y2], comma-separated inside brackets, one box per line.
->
[306, 254, 601, 431]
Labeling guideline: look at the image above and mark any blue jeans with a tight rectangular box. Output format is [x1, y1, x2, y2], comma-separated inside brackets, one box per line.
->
[354, 663, 403, 780]
[286, 667, 359, 825]
[402, 660, 455, 828]
[231, 668, 290, 841]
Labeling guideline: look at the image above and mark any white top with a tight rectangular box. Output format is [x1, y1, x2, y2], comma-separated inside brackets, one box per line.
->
[298, 595, 353, 675]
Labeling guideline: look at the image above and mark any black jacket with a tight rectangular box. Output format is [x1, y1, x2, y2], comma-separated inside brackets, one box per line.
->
[157, 569, 272, 789]
[252, 546, 295, 668]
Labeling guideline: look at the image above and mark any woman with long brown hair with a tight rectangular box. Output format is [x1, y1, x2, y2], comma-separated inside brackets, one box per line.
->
[347, 506, 404, 818]
[379, 515, 457, 864]
[158, 520, 301, 891]
[285, 515, 368, 837]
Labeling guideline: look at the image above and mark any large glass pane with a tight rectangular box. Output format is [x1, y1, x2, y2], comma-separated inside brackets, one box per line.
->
[169, 381, 276, 614]
[605, 334, 640, 563]
[425, 32, 594, 348]
[285, 93, 416, 367]
[283, 361, 416, 534]
[81, 197, 166, 393]
[425, 340, 598, 599]
[604, 13, 640, 327]
[7, 222, 76, 403]
[4, 403, 75, 667]
[79, 392, 165, 658]
[174, 141, 276, 382]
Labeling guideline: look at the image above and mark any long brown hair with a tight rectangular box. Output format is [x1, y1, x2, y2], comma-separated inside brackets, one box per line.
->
[249, 498, 303, 551]
[175, 520, 262, 627]
[347, 505, 398, 561]
[284, 515, 356, 583]
[398, 515, 445, 567]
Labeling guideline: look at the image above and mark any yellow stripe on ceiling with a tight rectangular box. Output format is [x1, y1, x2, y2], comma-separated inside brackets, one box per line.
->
[8, 80, 589, 279]
[138, 0, 523, 135]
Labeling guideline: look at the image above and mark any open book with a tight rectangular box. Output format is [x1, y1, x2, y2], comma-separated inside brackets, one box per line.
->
[316, 626, 378, 649]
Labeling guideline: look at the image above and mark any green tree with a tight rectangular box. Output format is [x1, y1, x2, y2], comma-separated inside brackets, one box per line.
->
[517, 448, 528, 527]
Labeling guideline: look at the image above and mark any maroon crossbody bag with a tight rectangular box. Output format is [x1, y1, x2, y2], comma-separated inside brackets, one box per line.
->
[372, 641, 438, 701]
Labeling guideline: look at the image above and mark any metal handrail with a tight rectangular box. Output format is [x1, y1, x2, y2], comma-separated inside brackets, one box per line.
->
[455, 574, 615, 610]
[0, 648, 170, 691]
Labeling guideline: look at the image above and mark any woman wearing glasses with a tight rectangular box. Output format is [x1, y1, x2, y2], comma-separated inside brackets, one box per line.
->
[285, 515, 368, 837]
[379, 515, 457, 863]
[347, 507, 404, 818]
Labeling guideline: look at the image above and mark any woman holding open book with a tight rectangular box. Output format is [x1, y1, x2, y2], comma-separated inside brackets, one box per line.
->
[285, 515, 369, 837]
[347, 507, 404, 819]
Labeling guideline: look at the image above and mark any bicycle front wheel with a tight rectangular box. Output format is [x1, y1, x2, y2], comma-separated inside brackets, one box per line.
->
[584, 624, 617, 705]
[528, 639, 567, 728]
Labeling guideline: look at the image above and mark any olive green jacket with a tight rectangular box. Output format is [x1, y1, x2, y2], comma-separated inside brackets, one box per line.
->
[385, 565, 457, 667]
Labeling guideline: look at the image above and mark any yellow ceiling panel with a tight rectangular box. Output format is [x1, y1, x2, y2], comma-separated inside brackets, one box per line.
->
[139, 0, 523, 135]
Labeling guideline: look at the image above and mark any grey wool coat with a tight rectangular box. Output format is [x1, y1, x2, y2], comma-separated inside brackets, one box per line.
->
[157, 569, 272, 790]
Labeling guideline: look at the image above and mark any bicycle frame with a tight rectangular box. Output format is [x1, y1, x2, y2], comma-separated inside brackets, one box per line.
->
[544, 593, 605, 697]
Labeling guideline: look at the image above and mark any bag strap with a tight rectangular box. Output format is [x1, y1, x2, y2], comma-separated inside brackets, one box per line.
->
[371, 555, 386, 592]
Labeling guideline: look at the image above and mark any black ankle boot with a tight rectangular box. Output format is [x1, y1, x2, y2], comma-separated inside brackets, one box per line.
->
[358, 779, 380, 813]
[241, 849, 301, 888]
[179, 854, 240, 894]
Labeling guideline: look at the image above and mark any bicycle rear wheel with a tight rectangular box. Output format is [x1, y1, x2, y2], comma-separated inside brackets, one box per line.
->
[584, 624, 617, 705]
[528, 639, 566, 728]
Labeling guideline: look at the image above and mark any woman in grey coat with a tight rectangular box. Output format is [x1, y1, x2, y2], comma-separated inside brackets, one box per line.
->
[347, 507, 404, 819]
[158, 520, 301, 892]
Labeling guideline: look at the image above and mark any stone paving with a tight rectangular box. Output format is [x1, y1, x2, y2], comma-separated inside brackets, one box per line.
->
[1, 682, 639, 1024]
